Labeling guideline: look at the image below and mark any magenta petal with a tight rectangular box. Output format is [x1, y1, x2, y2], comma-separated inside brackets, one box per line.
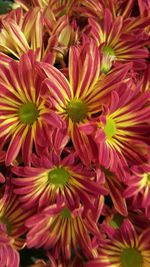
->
[5, 130, 23, 166]
[42, 111, 64, 128]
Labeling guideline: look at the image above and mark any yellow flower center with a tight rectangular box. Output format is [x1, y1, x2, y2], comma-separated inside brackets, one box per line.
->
[66, 99, 88, 123]
[48, 167, 70, 186]
[121, 248, 143, 267]
[104, 117, 116, 140]
[19, 103, 39, 124]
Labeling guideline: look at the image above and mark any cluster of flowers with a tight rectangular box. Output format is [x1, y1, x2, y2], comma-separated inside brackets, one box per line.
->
[0, 0, 150, 266]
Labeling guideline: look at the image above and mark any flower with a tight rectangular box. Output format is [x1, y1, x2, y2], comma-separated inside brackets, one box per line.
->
[0, 182, 31, 267]
[0, 6, 82, 65]
[36, 41, 131, 165]
[85, 219, 150, 267]
[26, 203, 100, 261]
[0, 7, 45, 60]
[124, 161, 150, 218]
[48, 15, 80, 65]
[138, 0, 150, 47]
[0, 52, 63, 165]
[88, 8, 149, 72]
[0, 0, 150, 265]
[0, 182, 29, 241]
[76, 0, 135, 20]
[12, 140, 107, 210]
[0, 224, 20, 267]
[75, 0, 104, 19]
[80, 88, 150, 175]
[15, 0, 77, 18]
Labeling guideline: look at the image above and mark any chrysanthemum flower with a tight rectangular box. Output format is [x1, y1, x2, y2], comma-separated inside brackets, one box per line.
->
[0, 52, 63, 165]
[124, 162, 150, 218]
[0, 224, 20, 267]
[12, 141, 107, 210]
[0, 6, 81, 65]
[26, 203, 100, 261]
[138, 0, 150, 46]
[15, 0, 77, 18]
[76, 0, 134, 20]
[0, 7, 45, 60]
[0, 182, 31, 267]
[43, 14, 81, 66]
[103, 204, 150, 235]
[80, 88, 150, 175]
[88, 8, 149, 72]
[75, 0, 104, 19]
[85, 219, 150, 267]
[55, 16, 79, 55]
[0, 183, 29, 241]
[103, 0, 135, 19]
[36, 41, 131, 165]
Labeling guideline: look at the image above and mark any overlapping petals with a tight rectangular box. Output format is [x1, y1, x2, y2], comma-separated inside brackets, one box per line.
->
[88, 8, 149, 71]
[86, 219, 150, 267]
[0, 51, 63, 165]
[26, 203, 100, 260]
[0, 181, 32, 266]
[0, 224, 20, 267]
[0, 1, 150, 266]
[80, 88, 150, 175]
[36, 42, 132, 165]
[12, 147, 107, 210]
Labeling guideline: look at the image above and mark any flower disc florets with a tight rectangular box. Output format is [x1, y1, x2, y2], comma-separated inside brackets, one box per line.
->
[121, 248, 143, 267]
[66, 99, 88, 123]
[48, 167, 70, 186]
[19, 103, 39, 124]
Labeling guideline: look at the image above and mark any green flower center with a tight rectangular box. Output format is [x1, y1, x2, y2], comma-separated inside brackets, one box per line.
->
[147, 173, 150, 185]
[121, 248, 143, 267]
[109, 214, 124, 229]
[103, 45, 115, 56]
[0, 217, 12, 235]
[48, 167, 70, 186]
[19, 103, 39, 124]
[66, 99, 88, 123]
[104, 117, 116, 140]
[61, 208, 71, 219]
[101, 45, 115, 74]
